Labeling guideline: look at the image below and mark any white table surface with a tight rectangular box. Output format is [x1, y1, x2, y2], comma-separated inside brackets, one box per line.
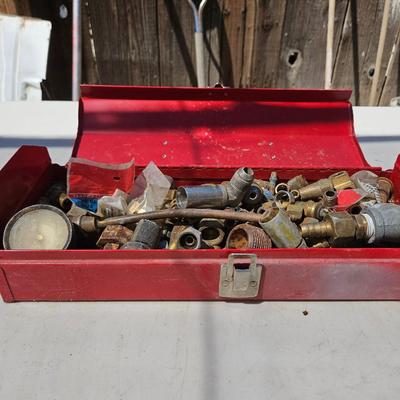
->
[0, 102, 400, 400]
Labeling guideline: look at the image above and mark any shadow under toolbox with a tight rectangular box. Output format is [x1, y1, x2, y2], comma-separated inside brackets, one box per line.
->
[0, 85, 399, 302]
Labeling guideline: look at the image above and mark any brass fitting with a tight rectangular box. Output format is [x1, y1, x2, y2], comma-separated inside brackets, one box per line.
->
[198, 218, 225, 247]
[287, 175, 308, 191]
[286, 203, 304, 222]
[322, 189, 338, 208]
[300, 211, 367, 247]
[377, 177, 393, 203]
[302, 201, 325, 219]
[226, 223, 272, 249]
[298, 171, 354, 200]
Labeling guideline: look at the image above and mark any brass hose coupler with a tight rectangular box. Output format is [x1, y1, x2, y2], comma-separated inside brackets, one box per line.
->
[298, 171, 354, 200]
[377, 177, 393, 203]
[226, 223, 272, 249]
[259, 207, 307, 248]
[300, 211, 367, 247]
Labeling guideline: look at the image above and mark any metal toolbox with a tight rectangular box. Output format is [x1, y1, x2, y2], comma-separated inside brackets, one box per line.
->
[0, 85, 399, 302]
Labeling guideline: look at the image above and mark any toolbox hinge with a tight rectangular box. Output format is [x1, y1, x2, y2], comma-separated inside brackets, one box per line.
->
[219, 253, 262, 299]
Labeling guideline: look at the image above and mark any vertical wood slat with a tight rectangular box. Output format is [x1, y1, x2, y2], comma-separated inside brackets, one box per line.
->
[85, 0, 159, 86]
[333, 0, 400, 105]
[277, 0, 348, 89]
[157, 0, 196, 86]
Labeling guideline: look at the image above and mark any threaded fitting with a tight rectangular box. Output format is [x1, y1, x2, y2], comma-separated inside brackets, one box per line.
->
[226, 223, 272, 249]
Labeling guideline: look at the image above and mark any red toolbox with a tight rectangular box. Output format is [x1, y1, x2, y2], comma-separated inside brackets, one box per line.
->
[0, 85, 400, 302]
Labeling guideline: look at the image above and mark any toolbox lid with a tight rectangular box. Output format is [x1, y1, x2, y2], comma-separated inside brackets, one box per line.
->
[73, 85, 370, 172]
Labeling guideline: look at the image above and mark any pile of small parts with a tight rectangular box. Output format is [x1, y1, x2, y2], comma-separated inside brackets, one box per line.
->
[3, 161, 399, 250]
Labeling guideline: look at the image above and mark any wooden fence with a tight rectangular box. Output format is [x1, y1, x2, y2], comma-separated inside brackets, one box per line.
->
[1, 0, 399, 104]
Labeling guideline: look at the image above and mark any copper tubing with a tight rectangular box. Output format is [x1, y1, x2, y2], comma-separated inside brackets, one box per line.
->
[96, 208, 263, 229]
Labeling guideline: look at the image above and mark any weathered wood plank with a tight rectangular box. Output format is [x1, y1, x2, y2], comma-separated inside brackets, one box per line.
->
[277, 0, 348, 89]
[204, 0, 223, 86]
[157, 0, 196, 86]
[250, 0, 287, 88]
[86, 0, 159, 85]
[333, 0, 400, 105]
[378, 1, 400, 105]
[219, 0, 247, 87]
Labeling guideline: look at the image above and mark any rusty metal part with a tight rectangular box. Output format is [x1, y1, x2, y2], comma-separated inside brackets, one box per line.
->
[96, 224, 134, 248]
[77, 209, 264, 233]
[103, 243, 120, 250]
[226, 223, 272, 249]
[259, 207, 307, 248]
[287, 175, 308, 191]
[198, 218, 225, 247]
[275, 182, 288, 194]
[286, 203, 304, 222]
[298, 171, 354, 200]
[300, 211, 367, 247]
[121, 219, 161, 249]
[322, 189, 338, 207]
[377, 177, 393, 203]
[176, 167, 254, 209]
[242, 183, 264, 206]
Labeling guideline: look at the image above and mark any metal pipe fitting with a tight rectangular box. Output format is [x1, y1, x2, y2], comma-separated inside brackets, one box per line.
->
[242, 183, 264, 206]
[176, 167, 254, 209]
[198, 218, 225, 247]
[286, 203, 304, 222]
[259, 207, 307, 248]
[275, 183, 288, 194]
[269, 172, 278, 192]
[275, 190, 295, 209]
[175, 226, 203, 249]
[377, 177, 393, 203]
[287, 175, 308, 191]
[226, 223, 272, 249]
[121, 219, 161, 249]
[300, 211, 366, 247]
[322, 189, 338, 207]
[298, 171, 354, 200]
[303, 200, 326, 219]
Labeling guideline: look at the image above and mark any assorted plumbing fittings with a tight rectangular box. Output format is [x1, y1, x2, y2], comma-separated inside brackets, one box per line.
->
[2, 167, 399, 250]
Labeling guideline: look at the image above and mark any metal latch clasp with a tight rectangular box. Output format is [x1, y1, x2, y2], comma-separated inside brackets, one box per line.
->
[219, 253, 262, 298]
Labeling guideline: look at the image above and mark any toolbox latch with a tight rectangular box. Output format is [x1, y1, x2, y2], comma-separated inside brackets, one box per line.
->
[219, 253, 262, 298]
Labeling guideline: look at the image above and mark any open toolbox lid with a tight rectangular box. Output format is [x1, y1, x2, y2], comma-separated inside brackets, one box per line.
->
[73, 85, 371, 174]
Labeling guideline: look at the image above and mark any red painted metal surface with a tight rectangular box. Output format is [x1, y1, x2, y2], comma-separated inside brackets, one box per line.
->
[73, 85, 370, 173]
[0, 85, 399, 302]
